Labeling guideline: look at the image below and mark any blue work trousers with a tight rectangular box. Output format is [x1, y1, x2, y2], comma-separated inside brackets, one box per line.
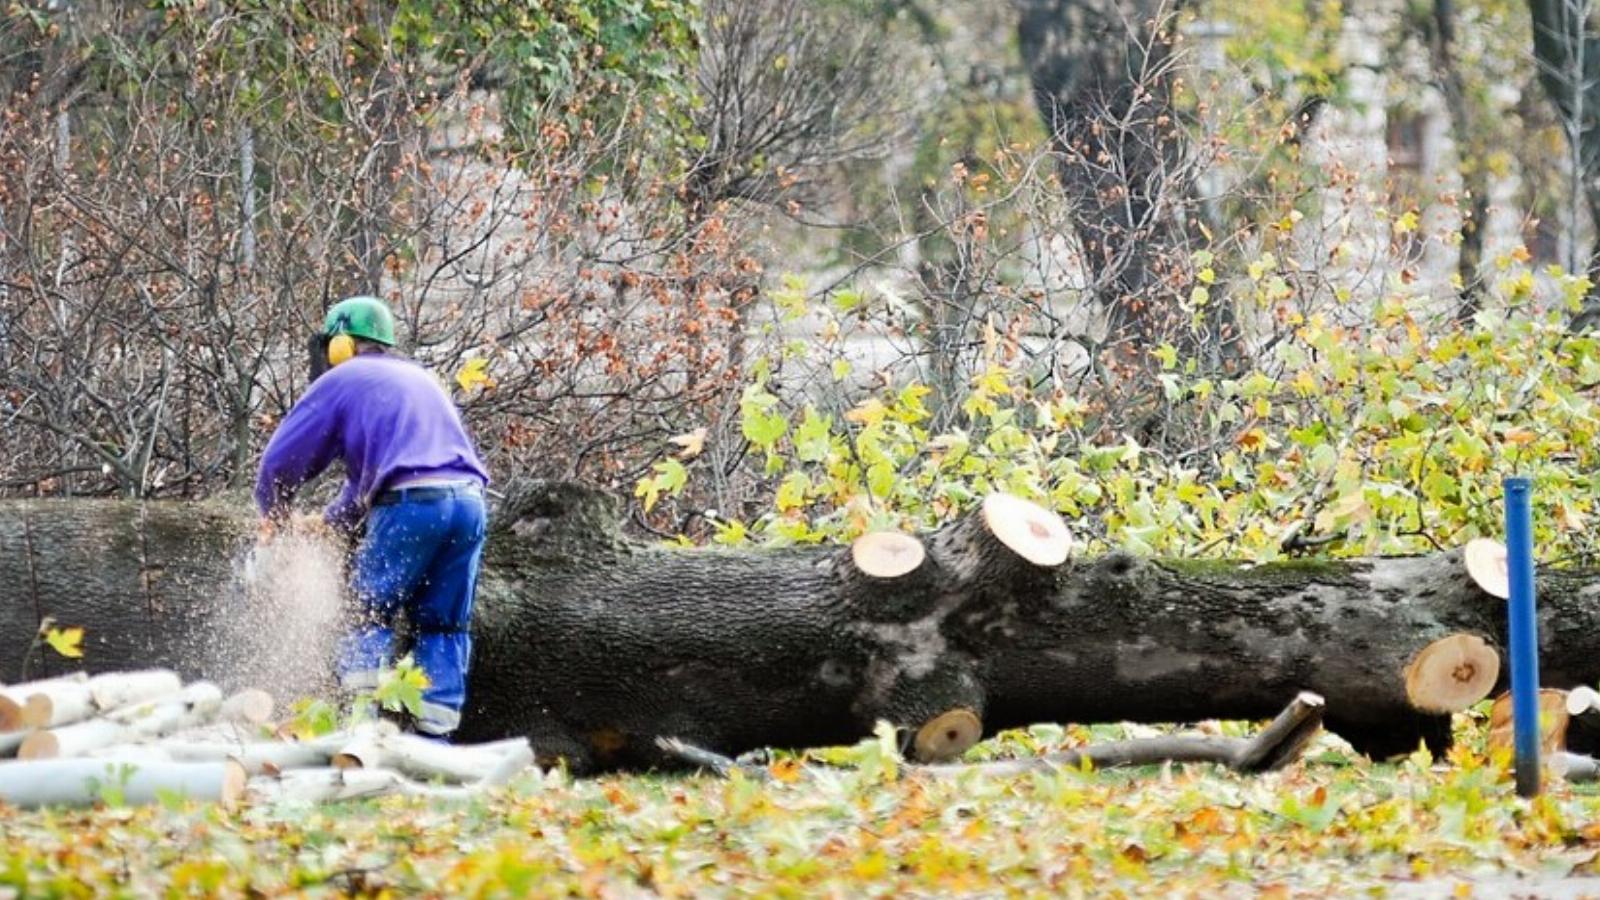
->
[335, 485, 486, 736]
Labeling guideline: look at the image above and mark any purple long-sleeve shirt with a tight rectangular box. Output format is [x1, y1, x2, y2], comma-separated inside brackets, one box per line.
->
[255, 354, 489, 530]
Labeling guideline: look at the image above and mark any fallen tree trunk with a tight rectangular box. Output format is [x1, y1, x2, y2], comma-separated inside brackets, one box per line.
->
[1, 480, 1595, 771]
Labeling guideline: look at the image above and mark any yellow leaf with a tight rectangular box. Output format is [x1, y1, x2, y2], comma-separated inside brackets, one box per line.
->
[845, 398, 888, 426]
[1511, 245, 1533, 263]
[455, 357, 495, 393]
[1504, 427, 1537, 446]
[669, 427, 707, 460]
[45, 626, 83, 659]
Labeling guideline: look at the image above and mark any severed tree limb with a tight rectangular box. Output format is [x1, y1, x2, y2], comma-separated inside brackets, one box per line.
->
[658, 692, 1327, 780]
[924, 692, 1326, 778]
[653, 736, 766, 779]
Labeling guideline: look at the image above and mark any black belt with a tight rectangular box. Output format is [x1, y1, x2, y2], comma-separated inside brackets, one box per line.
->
[373, 482, 483, 506]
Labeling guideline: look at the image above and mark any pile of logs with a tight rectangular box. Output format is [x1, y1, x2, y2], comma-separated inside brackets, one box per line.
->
[0, 669, 535, 809]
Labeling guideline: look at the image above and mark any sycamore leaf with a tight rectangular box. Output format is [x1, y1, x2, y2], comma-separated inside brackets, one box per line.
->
[455, 357, 494, 393]
[45, 626, 83, 659]
[669, 427, 707, 460]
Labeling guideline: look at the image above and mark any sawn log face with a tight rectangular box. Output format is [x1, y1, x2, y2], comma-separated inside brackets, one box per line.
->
[0, 480, 1586, 770]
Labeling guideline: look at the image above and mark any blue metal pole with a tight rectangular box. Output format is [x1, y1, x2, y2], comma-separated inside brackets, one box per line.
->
[1504, 476, 1541, 797]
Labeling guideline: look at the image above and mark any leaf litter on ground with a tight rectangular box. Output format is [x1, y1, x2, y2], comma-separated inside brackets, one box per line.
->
[4, 714, 1600, 897]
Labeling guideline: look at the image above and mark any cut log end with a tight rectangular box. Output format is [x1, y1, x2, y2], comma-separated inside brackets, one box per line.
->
[21, 695, 48, 730]
[1464, 538, 1510, 600]
[1569, 686, 1600, 717]
[981, 493, 1071, 568]
[17, 732, 58, 760]
[220, 759, 247, 812]
[1404, 633, 1500, 713]
[850, 532, 927, 579]
[913, 708, 983, 763]
[1489, 689, 1570, 756]
[0, 697, 21, 733]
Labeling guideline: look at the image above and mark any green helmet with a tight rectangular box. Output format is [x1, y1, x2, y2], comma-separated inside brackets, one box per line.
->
[323, 296, 397, 346]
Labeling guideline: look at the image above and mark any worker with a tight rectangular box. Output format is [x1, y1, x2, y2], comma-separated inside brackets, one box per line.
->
[254, 295, 490, 739]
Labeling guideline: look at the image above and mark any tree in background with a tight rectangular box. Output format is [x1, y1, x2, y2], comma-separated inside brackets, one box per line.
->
[1015, 0, 1216, 359]
[1528, 0, 1600, 323]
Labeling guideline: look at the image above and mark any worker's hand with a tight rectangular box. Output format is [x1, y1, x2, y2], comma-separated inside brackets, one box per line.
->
[256, 518, 277, 544]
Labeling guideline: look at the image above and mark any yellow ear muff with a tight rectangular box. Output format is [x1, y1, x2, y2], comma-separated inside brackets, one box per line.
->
[327, 333, 356, 367]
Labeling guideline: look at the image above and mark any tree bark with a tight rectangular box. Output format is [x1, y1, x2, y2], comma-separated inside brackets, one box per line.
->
[0, 481, 1594, 771]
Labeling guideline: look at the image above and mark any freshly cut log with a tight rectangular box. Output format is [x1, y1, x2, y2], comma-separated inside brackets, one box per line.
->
[218, 689, 274, 725]
[19, 719, 131, 760]
[244, 764, 515, 804]
[480, 740, 537, 787]
[330, 734, 383, 771]
[160, 740, 330, 775]
[247, 767, 412, 804]
[14, 480, 1600, 770]
[1403, 634, 1500, 713]
[83, 746, 178, 766]
[331, 731, 527, 783]
[1488, 689, 1569, 756]
[1551, 751, 1600, 783]
[0, 673, 87, 731]
[0, 758, 246, 809]
[21, 682, 95, 729]
[117, 682, 223, 738]
[20, 682, 224, 758]
[86, 670, 183, 712]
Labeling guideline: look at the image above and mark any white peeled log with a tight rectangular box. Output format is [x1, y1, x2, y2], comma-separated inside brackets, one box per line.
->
[0, 758, 246, 809]
[246, 765, 513, 805]
[83, 745, 177, 766]
[18, 719, 132, 760]
[0, 672, 87, 731]
[20, 683, 95, 729]
[87, 669, 184, 711]
[162, 722, 268, 745]
[334, 732, 520, 784]
[477, 739, 536, 788]
[161, 740, 331, 775]
[0, 731, 31, 758]
[218, 689, 274, 725]
[17, 681, 219, 760]
[330, 733, 385, 771]
[118, 683, 225, 739]
[467, 737, 541, 756]
[246, 767, 417, 804]
[1551, 751, 1600, 783]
